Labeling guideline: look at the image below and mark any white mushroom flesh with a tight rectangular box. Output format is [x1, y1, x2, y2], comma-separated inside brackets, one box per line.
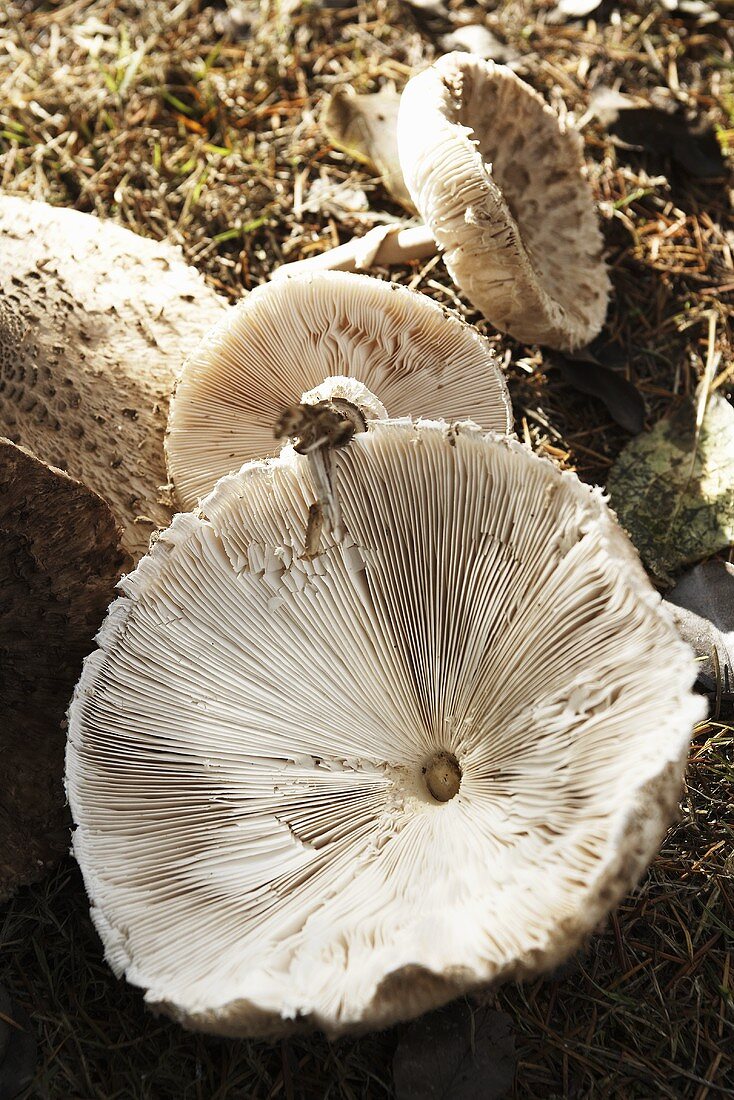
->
[67, 421, 702, 1037]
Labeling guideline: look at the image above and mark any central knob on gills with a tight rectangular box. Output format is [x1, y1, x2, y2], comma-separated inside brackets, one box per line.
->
[423, 752, 461, 802]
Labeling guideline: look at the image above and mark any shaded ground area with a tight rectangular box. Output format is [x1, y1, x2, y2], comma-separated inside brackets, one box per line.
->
[0, 0, 732, 1096]
[2, 720, 731, 1098]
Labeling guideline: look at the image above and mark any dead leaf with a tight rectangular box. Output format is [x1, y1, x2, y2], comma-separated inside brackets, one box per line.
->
[609, 105, 726, 178]
[585, 85, 640, 127]
[299, 177, 369, 218]
[550, 0, 602, 18]
[322, 88, 414, 211]
[393, 999, 515, 1100]
[440, 25, 519, 63]
[607, 392, 734, 582]
[660, 0, 718, 22]
[557, 344, 645, 434]
[401, 0, 450, 14]
[213, 2, 258, 37]
[666, 561, 734, 697]
[0, 987, 36, 1100]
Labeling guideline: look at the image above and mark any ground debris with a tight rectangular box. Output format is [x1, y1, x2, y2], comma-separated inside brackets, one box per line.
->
[393, 1000, 515, 1100]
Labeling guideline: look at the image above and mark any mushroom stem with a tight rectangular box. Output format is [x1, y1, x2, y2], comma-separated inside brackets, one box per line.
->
[275, 400, 364, 457]
[275, 376, 387, 455]
[275, 378, 386, 545]
[272, 223, 438, 281]
[306, 445, 345, 543]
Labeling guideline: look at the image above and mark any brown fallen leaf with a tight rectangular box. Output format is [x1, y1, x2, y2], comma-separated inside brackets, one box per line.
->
[322, 87, 415, 212]
[557, 343, 645, 434]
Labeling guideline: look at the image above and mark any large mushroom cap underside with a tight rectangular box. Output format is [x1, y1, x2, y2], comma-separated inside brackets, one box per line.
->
[398, 54, 611, 350]
[165, 271, 512, 510]
[68, 421, 701, 1038]
[0, 439, 124, 901]
[0, 196, 226, 560]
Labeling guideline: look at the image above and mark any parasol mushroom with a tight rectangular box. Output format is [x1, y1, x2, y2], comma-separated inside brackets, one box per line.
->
[0, 196, 227, 560]
[67, 416, 702, 1038]
[275, 55, 610, 350]
[165, 271, 512, 511]
[1, 438, 125, 901]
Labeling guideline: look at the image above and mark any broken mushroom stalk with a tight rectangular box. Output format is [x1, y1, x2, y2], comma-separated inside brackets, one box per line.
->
[275, 54, 610, 351]
[275, 376, 386, 540]
[271, 223, 438, 280]
[166, 270, 512, 511]
[67, 417, 703, 1039]
[0, 196, 227, 560]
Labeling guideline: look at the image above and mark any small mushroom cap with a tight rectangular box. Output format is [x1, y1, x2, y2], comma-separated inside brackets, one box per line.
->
[165, 271, 512, 510]
[68, 420, 702, 1038]
[0, 196, 227, 560]
[398, 54, 611, 350]
[0, 438, 124, 901]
